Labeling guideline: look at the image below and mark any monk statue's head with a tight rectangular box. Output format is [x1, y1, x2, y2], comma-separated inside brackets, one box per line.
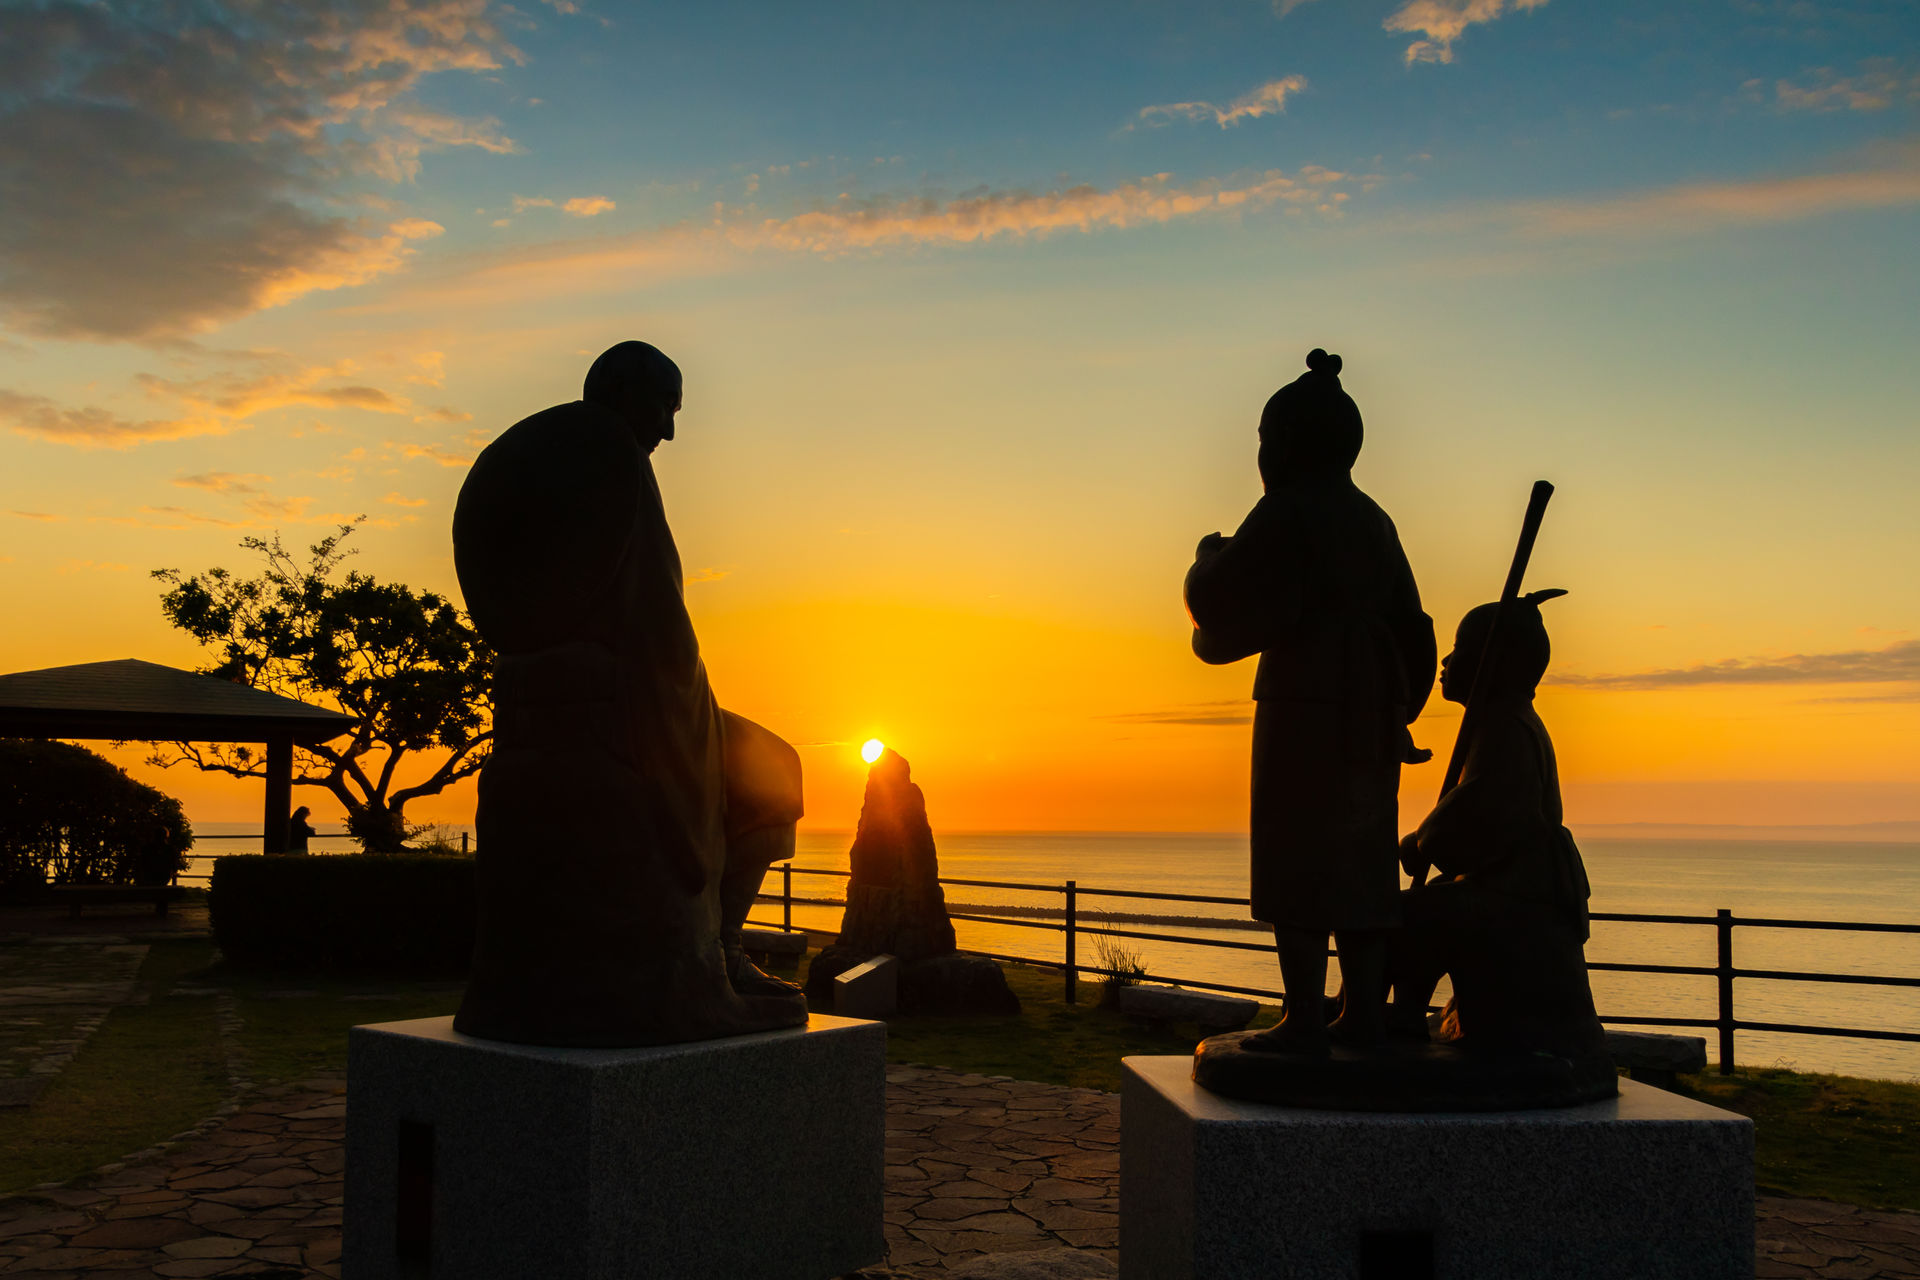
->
[1440, 589, 1568, 704]
[1257, 348, 1362, 487]
[584, 341, 683, 453]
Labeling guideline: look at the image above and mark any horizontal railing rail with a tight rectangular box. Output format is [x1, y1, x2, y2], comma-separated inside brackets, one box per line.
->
[760, 863, 1919, 1074]
[171, 847, 1917, 1072]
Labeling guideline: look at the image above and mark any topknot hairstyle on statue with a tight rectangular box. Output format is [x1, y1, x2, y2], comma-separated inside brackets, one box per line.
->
[1457, 588, 1569, 697]
[1258, 347, 1364, 479]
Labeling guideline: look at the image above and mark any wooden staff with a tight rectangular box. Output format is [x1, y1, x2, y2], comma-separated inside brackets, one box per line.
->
[1438, 479, 1556, 798]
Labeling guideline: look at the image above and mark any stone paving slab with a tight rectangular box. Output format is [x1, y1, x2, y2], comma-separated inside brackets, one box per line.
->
[0, 942, 150, 1109]
[0, 1064, 1913, 1277]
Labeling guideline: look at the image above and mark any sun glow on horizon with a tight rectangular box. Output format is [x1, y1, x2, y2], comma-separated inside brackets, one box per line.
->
[861, 738, 885, 764]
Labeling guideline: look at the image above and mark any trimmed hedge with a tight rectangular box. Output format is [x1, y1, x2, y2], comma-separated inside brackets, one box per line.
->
[209, 855, 475, 975]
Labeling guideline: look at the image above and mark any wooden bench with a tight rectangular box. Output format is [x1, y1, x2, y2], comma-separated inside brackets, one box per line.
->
[47, 884, 188, 919]
[1605, 1029, 1708, 1089]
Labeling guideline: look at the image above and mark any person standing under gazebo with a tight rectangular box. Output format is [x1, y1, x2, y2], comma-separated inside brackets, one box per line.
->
[288, 806, 314, 855]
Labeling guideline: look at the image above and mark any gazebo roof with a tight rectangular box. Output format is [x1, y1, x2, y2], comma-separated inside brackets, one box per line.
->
[0, 659, 356, 744]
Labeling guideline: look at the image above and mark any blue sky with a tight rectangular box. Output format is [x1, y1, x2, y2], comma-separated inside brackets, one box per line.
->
[1, 0, 1917, 827]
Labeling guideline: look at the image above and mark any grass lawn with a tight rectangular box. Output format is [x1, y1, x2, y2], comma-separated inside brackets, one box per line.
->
[2, 936, 1916, 1212]
[1679, 1067, 1920, 1212]
[0, 938, 227, 1195]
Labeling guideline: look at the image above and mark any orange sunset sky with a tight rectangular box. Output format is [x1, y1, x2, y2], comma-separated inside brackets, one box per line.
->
[2, 0, 1916, 834]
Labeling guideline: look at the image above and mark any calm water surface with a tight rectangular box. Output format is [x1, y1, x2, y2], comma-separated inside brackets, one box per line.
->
[188, 826, 1920, 1080]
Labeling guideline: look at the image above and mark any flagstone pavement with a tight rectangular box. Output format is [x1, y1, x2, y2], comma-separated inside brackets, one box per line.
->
[0, 1062, 1914, 1277]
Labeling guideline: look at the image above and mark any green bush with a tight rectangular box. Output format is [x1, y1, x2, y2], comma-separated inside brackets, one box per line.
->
[209, 855, 475, 974]
[0, 739, 193, 892]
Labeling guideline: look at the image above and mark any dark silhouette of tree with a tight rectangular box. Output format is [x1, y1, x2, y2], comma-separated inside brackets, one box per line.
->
[0, 739, 192, 888]
[150, 522, 492, 853]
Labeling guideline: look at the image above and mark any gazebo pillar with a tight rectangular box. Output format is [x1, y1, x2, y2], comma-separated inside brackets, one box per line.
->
[263, 734, 293, 854]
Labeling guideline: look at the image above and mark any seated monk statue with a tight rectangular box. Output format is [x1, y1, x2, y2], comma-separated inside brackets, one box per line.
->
[450, 340, 808, 1046]
[1387, 590, 1607, 1063]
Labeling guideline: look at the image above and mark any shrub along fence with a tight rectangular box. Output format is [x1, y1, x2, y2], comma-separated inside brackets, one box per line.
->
[209, 855, 474, 975]
[0, 739, 192, 892]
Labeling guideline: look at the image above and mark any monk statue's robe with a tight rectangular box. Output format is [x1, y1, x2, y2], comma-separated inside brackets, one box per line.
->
[1391, 698, 1607, 1060]
[1186, 478, 1434, 934]
[450, 399, 807, 1046]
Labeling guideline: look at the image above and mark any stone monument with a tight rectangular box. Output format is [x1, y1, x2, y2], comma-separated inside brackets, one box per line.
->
[805, 747, 1019, 1015]
[1120, 357, 1753, 1278]
[344, 342, 884, 1280]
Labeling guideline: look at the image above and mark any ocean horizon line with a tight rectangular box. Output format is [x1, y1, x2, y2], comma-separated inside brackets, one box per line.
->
[185, 820, 1920, 844]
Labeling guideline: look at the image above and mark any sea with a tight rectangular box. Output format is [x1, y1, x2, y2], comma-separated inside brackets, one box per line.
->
[185, 826, 1920, 1082]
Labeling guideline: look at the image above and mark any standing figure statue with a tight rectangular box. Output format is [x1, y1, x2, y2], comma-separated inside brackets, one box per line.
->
[450, 341, 809, 1046]
[1185, 349, 1435, 1054]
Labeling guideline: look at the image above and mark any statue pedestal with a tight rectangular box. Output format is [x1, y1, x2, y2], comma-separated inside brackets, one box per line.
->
[1120, 1056, 1752, 1280]
[345, 1015, 885, 1280]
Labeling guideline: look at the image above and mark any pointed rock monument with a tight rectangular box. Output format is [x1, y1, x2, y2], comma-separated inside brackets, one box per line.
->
[805, 749, 1019, 1015]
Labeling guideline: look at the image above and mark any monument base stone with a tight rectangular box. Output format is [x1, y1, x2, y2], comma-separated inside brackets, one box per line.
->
[346, 1014, 885, 1280]
[1120, 1055, 1752, 1280]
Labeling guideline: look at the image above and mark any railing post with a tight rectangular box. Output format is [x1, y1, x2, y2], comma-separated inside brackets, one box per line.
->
[461, 831, 470, 856]
[1064, 880, 1078, 1005]
[1716, 908, 1735, 1075]
[782, 862, 793, 932]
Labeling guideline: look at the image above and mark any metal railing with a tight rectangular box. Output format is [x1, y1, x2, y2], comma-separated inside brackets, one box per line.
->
[176, 842, 1919, 1075]
[749, 864, 1920, 1075]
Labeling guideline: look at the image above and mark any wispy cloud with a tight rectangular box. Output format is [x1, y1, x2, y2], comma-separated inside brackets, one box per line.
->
[1138, 76, 1309, 129]
[1767, 59, 1920, 114]
[1274, 0, 1319, 14]
[501, 194, 618, 224]
[729, 166, 1360, 253]
[1513, 150, 1920, 238]
[5, 355, 427, 448]
[139, 361, 410, 420]
[393, 427, 491, 468]
[102, 496, 337, 531]
[1103, 700, 1254, 726]
[683, 567, 729, 585]
[365, 165, 1369, 313]
[174, 472, 271, 495]
[1554, 639, 1920, 695]
[0, 389, 227, 447]
[8, 510, 65, 522]
[1385, 0, 1550, 66]
[398, 442, 474, 467]
[562, 195, 616, 217]
[383, 492, 431, 508]
[0, 2, 509, 342]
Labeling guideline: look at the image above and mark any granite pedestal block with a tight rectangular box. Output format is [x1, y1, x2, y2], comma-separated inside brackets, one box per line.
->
[346, 1014, 885, 1280]
[1120, 1055, 1752, 1280]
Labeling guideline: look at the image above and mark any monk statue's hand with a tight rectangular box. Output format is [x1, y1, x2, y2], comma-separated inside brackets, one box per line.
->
[1195, 531, 1228, 560]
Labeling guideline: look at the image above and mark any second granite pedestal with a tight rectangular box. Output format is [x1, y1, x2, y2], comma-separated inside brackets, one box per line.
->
[1120, 1054, 1752, 1280]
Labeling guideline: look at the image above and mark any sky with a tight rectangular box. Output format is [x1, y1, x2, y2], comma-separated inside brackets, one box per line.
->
[1, 0, 1917, 834]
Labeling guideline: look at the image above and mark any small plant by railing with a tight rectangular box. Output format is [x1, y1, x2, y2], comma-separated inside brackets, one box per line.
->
[1092, 935, 1149, 1009]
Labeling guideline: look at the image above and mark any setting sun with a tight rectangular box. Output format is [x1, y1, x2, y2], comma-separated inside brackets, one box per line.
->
[861, 739, 885, 765]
